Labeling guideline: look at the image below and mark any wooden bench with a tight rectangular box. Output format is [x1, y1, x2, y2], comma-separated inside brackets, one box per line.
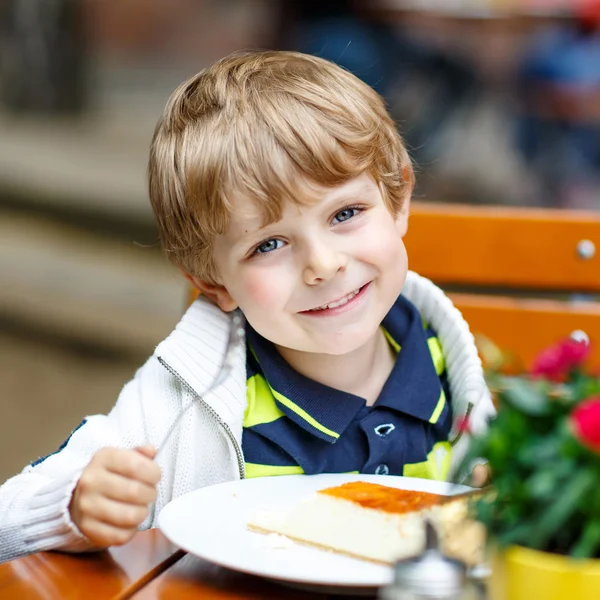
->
[404, 202, 600, 371]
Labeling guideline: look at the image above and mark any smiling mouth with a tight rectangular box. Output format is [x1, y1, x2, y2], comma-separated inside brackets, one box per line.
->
[304, 285, 366, 312]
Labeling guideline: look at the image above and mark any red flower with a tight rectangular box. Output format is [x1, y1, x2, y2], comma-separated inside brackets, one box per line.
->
[531, 339, 590, 381]
[570, 397, 600, 453]
[456, 415, 471, 435]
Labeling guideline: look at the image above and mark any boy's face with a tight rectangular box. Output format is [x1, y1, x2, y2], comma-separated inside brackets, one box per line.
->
[199, 174, 409, 356]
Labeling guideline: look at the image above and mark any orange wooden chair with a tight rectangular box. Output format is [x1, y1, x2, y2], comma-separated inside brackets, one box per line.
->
[404, 202, 600, 371]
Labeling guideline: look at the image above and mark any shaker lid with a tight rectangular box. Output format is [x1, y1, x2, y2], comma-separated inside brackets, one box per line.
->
[391, 521, 467, 598]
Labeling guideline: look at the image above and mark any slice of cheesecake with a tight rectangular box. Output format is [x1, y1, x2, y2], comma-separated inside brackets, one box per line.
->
[248, 481, 485, 565]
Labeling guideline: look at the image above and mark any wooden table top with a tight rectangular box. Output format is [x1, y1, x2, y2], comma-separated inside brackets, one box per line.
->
[0, 529, 183, 600]
[0, 530, 382, 599]
[132, 551, 377, 600]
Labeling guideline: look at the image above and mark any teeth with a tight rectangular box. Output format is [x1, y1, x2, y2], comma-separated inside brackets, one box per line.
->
[310, 288, 361, 311]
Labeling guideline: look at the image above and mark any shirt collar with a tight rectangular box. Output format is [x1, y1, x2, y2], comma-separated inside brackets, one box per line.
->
[376, 295, 443, 421]
[245, 293, 443, 442]
[245, 326, 365, 443]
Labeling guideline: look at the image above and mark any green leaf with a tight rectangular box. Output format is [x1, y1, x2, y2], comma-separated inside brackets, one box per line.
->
[571, 519, 600, 559]
[517, 436, 562, 467]
[498, 377, 551, 416]
[528, 469, 596, 549]
[526, 470, 559, 499]
[498, 522, 536, 548]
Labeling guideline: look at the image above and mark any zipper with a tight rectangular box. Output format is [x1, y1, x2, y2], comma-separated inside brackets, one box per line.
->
[158, 357, 246, 480]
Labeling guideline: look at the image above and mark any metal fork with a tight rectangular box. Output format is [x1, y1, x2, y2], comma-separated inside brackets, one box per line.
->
[148, 310, 245, 524]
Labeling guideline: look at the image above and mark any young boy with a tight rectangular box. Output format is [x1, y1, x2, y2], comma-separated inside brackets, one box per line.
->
[0, 50, 494, 562]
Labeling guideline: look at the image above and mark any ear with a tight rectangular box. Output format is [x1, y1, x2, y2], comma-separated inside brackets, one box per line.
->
[183, 272, 239, 313]
[396, 193, 411, 238]
[379, 179, 411, 237]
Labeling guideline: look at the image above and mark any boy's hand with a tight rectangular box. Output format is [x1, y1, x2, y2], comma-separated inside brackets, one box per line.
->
[69, 445, 161, 548]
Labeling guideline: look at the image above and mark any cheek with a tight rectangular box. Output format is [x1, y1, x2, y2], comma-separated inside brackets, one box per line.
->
[357, 219, 407, 266]
[245, 278, 278, 306]
[233, 267, 286, 313]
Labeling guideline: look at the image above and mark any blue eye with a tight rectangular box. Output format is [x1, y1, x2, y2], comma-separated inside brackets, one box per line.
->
[333, 207, 359, 223]
[255, 239, 284, 254]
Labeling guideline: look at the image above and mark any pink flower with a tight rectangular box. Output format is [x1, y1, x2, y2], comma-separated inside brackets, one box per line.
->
[570, 397, 600, 453]
[531, 339, 590, 382]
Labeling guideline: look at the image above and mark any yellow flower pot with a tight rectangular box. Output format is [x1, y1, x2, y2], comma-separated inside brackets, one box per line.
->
[489, 545, 600, 600]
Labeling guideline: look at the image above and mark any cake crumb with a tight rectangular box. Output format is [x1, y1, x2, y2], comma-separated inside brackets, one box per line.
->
[262, 533, 295, 550]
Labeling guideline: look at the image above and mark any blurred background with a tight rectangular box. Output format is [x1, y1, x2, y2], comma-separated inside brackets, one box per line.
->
[1, 0, 599, 482]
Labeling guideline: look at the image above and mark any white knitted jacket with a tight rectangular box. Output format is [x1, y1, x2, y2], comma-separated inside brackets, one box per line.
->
[0, 271, 495, 563]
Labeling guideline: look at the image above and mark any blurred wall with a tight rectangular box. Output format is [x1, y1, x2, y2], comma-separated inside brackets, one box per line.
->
[0, 0, 275, 481]
[1, 0, 598, 482]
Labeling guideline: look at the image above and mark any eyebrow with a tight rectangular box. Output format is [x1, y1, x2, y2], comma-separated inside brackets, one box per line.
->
[322, 182, 376, 205]
[239, 181, 377, 236]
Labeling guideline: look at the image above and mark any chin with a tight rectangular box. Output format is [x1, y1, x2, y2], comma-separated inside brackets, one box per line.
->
[309, 331, 377, 356]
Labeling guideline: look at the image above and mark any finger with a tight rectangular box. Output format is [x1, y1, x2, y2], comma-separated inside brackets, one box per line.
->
[79, 495, 150, 529]
[78, 517, 138, 548]
[91, 470, 157, 505]
[100, 448, 161, 486]
[471, 464, 490, 487]
[76, 457, 157, 504]
[135, 445, 157, 459]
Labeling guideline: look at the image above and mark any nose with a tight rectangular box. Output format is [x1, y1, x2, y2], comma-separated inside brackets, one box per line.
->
[302, 240, 347, 286]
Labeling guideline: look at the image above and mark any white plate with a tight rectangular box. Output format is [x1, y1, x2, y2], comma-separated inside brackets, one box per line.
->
[157, 473, 472, 592]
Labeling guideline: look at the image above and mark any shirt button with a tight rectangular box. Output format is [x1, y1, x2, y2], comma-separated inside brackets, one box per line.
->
[374, 423, 395, 437]
[375, 464, 389, 475]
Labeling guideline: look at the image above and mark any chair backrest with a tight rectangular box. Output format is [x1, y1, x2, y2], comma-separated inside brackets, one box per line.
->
[404, 202, 600, 370]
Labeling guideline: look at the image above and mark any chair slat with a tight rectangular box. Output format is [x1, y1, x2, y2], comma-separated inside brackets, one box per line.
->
[450, 292, 600, 370]
[405, 203, 600, 292]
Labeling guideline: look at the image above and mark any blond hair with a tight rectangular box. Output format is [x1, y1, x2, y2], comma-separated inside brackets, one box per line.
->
[148, 50, 414, 283]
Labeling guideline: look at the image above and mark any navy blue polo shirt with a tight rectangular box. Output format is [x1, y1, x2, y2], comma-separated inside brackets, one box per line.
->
[241, 294, 453, 480]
